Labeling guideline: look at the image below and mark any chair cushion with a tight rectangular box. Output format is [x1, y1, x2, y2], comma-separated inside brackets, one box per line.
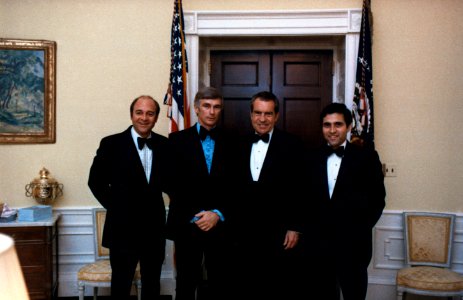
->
[77, 260, 141, 282]
[78, 260, 112, 282]
[397, 266, 463, 292]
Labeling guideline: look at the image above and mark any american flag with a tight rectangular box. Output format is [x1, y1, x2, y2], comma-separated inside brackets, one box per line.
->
[164, 0, 190, 133]
[351, 0, 374, 148]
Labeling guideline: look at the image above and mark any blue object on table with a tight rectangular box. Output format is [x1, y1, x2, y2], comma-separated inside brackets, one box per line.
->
[0, 212, 17, 222]
[18, 205, 52, 222]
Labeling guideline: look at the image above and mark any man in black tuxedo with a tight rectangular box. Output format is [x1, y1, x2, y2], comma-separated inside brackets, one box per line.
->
[88, 95, 170, 300]
[166, 87, 236, 300]
[233, 91, 305, 299]
[304, 102, 386, 300]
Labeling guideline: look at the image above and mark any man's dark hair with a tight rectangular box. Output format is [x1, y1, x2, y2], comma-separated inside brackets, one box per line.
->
[194, 87, 223, 108]
[130, 95, 160, 116]
[250, 91, 280, 113]
[320, 102, 352, 126]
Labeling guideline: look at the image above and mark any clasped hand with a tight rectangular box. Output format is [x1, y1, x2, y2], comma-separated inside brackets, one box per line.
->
[193, 210, 219, 231]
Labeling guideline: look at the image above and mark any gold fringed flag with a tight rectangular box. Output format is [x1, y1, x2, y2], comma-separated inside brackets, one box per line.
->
[351, 0, 374, 148]
[164, 0, 190, 133]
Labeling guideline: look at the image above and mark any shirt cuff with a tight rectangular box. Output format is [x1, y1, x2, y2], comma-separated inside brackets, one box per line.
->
[211, 209, 225, 221]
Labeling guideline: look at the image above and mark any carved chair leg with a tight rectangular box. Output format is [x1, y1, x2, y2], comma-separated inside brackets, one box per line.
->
[397, 290, 404, 300]
[137, 280, 142, 300]
[78, 283, 85, 300]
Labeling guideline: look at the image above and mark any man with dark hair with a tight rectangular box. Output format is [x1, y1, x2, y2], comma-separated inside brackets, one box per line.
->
[304, 102, 386, 300]
[166, 87, 236, 300]
[88, 95, 170, 300]
[232, 91, 305, 299]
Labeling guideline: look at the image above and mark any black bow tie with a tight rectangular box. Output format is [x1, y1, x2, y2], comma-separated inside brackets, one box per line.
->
[137, 137, 153, 150]
[325, 145, 345, 157]
[199, 126, 217, 141]
[252, 133, 270, 143]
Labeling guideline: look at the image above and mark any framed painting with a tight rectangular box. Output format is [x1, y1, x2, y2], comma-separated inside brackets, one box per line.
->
[0, 39, 56, 143]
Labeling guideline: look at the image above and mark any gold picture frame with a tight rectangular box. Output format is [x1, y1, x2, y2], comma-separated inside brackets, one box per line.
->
[0, 39, 56, 143]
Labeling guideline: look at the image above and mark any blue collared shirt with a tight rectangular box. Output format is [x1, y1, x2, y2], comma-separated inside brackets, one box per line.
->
[194, 123, 224, 222]
[196, 123, 215, 173]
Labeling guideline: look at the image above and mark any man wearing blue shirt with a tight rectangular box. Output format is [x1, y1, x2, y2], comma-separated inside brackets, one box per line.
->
[166, 87, 236, 300]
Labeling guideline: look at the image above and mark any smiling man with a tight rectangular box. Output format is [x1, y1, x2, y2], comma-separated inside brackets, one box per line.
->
[88, 95, 170, 300]
[231, 91, 305, 300]
[302, 102, 386, 300]
[166, 87, 237, 300]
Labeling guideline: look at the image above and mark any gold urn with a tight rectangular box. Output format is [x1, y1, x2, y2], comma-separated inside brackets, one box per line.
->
[25, 168, 63, 205]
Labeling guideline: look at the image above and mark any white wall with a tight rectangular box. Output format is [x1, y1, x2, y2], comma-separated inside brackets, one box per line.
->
[1, 0, 462, 212]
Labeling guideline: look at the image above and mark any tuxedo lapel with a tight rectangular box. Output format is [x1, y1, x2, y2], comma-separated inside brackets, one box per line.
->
[258, 131, 279, 182]
[319, 150, 331, 201]
[330, 142, 353, 200]
[244, 133, 256, 182]
[123, 127, 148, 184]
[188, 126, 210, 176]
[210, 127, 224, 176]
[149, 133, 164, 185]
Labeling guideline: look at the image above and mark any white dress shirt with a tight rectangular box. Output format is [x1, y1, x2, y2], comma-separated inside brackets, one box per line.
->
[131, 127, 153, 182]
[327, 141, 347, 198]
[250, 130, 273, 181]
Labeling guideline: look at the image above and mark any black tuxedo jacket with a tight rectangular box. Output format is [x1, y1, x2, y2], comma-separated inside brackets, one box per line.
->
[307, 142, 386, 266]
[234, 128, 305, 246]
[166, 125, 238, 240]
[88, 126, 170, 251]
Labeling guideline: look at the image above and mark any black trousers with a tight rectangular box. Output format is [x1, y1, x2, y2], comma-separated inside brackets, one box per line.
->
[174, 225, 232, 300]
[109, 239, 165, 300]
[299, 236, 369, 300]
[230, 233, 305, 300]
[336, 259, 369, 300]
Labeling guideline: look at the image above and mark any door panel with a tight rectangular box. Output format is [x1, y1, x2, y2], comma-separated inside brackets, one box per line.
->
[272, 51, 332, 148]
[211, 51, 270, 133]
[211, 50, 332, 149]
[211, 51, 270, 98]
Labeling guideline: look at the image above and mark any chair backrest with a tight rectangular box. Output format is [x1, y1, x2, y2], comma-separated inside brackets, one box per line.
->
[93, 208, 109, 260]
[403, 212, 455, 268]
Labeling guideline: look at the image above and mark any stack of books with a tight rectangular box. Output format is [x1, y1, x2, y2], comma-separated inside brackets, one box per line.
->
[18, 205, 52, 222]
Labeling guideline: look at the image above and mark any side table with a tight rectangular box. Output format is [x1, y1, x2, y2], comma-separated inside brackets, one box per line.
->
[0, 214, 60, 300]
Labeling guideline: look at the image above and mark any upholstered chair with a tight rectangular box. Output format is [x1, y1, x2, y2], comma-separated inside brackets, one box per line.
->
[396, 212, 463, 299]
[77, 208, 141, 300]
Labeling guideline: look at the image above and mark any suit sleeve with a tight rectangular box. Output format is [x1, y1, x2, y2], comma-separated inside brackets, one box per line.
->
[88, 138, 112, 209]
[366, 149, 386, 228]
[283, 134, 306, 233]
[165, 132, 182, 240]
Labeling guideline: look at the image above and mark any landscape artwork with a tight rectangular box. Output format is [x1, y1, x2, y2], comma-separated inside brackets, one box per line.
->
[0, 39, 56, 143]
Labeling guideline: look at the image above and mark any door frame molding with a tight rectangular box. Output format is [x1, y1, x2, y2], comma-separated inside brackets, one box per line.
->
[184, 9, 361, 123]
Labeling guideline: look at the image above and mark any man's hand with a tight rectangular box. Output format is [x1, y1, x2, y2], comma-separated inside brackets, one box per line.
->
[194, 210, 220, 231]
[283, 230, 299, 250]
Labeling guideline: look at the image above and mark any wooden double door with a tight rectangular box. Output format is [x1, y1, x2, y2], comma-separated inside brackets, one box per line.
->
[210, 50, 333, 149]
